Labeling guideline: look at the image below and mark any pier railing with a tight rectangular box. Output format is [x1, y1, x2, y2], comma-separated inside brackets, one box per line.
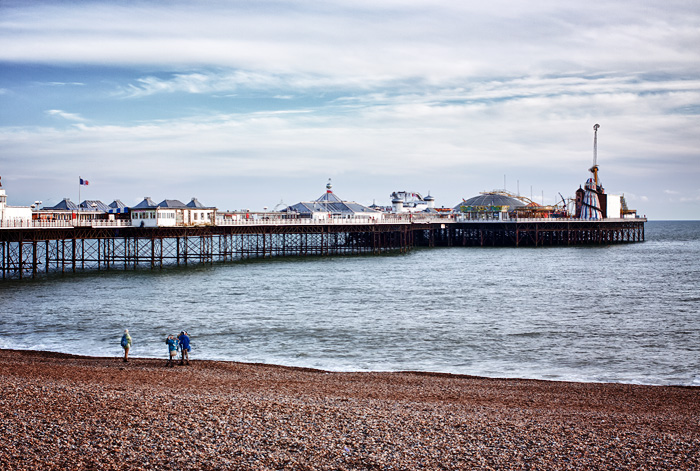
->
[1, 215, 645, 230]
[0, 219, 132, 229]
[215, 216, 445, 226]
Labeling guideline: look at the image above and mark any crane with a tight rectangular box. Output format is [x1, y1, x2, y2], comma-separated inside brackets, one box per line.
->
[590, 123, 600, 187]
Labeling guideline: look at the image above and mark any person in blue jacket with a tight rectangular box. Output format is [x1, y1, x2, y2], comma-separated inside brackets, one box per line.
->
[178, 331, 191, 365]
[165, 334, 178, 367]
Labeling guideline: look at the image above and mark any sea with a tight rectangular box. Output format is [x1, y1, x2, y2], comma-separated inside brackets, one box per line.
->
[1, 220, 698, 386]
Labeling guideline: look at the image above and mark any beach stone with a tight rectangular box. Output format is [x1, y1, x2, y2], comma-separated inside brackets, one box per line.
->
[0, 349, 698, 470]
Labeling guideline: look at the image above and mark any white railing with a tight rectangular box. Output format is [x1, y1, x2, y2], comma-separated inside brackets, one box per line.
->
[0, 219, 132, 229]
[215, 214, 459, 226]
[0, 219, 36, 228]
[87, 220, 132, 227]
[454, 217, 645, 223]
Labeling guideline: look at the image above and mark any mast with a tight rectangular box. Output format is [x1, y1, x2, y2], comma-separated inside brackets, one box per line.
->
[590, 124, 600, 187]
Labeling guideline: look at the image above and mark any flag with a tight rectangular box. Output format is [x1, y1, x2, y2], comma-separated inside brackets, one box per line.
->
[80, 177, 89, 186]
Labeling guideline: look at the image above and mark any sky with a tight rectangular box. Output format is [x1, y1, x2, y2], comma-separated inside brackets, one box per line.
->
[0, 0, 699, 219]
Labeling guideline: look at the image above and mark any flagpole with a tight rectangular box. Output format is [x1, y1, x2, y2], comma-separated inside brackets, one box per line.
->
[78, 176, 81, 212]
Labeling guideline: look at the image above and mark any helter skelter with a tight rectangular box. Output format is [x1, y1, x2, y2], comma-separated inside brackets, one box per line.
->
[580, 124, 605, 220]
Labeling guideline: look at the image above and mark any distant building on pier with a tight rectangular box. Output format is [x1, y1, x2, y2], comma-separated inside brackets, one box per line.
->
[39, 198, 114, 224]
[108, 199, 129, 214]
[390, 191, 436, 213]
[130, 197, 216, 227]
[0, 176, 32, 225]
[454, 192, 526, 221]
[284, 180, 382, 220]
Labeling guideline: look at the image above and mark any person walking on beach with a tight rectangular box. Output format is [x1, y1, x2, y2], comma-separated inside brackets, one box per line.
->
[121, 329, 132, 362]
[178, 331, 191, 365]
[165, 334, 178, 367]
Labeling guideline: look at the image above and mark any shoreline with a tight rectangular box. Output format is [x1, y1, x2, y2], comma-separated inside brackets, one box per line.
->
[2, 348, 699, 469]
[6, 347, 691, 387]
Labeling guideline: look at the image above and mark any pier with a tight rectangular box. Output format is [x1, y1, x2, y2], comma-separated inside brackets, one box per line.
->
[0, 217, 645, 280]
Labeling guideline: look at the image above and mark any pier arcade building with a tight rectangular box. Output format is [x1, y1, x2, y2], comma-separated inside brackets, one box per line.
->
[130, 197, 216, 227]
[284, 180, 382, 220]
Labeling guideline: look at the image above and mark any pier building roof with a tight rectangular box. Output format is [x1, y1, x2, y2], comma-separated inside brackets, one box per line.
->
[186, 197, 215, 209]
[79, 200, 110, 211]
[108, 199, 128, 214]
[454, 193, 526, 211]
[131, 197, 214, 210]
[156, 199, 188, 208]
[285, 180, 380, 216]
[133, 197, 158, 209]
[109, 199, 127, 209]
[286, 198, 379, 215]
[43, 198, 78, 211]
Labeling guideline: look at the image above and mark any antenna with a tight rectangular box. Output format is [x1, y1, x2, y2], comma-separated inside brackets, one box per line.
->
[591, 124, 600, 187]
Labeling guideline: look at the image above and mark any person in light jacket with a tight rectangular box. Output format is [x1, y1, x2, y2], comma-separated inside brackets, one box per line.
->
[121, 329, 132, 362]
[165, 334, 178, 367]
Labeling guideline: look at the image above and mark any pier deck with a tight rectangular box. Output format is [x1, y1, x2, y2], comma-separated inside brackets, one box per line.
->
[0, 218, 645, 280]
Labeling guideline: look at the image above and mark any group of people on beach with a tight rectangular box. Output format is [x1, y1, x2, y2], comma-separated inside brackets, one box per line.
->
[166, 331, 191, 366]
[119, 329, 191, 366]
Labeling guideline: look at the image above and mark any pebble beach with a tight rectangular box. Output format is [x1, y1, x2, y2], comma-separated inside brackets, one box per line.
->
[1, 349, 698, 470]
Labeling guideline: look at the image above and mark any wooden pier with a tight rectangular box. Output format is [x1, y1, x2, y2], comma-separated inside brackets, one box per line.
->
[0, 218, 645, 280]
[436, 219, 646, 247]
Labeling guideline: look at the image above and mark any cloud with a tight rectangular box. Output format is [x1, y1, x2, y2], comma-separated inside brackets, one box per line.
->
[2, 94, 698, 217]
[42, 82, 85, 87]
[1, 1, 699, 82]
[45, 109, 87, 122]
[122, 71, 289, 98]
[6, 78, 696, 181]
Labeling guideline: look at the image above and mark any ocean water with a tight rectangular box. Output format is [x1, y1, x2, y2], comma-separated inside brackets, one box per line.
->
[1, 220, 698, 386]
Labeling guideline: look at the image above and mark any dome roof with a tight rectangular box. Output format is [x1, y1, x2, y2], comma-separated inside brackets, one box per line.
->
[454, 193, 526, 210]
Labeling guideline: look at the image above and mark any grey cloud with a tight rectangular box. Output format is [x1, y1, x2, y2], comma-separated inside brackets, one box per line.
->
[1, 1, 698, 80]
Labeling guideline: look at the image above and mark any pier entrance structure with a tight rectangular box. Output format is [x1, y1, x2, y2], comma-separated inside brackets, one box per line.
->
[0, 218, 645, 280]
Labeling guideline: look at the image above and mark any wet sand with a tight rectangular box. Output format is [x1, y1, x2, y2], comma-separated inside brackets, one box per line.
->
[1, 349, 698, 470]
